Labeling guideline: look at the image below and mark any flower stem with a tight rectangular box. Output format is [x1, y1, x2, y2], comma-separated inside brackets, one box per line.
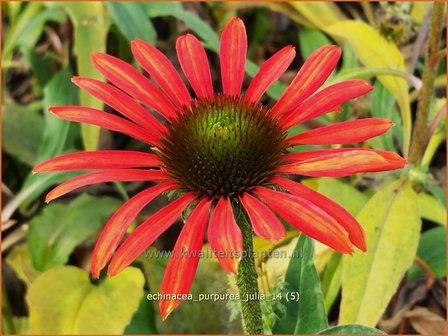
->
[408, 2, 445, 164]
[237, 216, 264, 334]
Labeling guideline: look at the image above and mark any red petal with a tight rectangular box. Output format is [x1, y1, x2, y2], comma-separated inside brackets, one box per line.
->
[131, 39, 191, 110]
[240, 192, 286, 241]
[207, 197, 243, 273]
[107, 192, 196, 276]
[45, 169, 167, 202]
[49, 106, 159, 146]
[279, 149, 406, 177]
[280, 80, 373, 129]
[91, 52, 176, 120]
[159, 198, 212, 319]
[34, 151, 162, 172]
[284, 118, 393, 146]
[176, 34, 213, 98]
[255, 186, 353, 253]
[220, 18, 247, 96]
[270, 45, 341, 117]
[271, 176, 366, 251]
[244, 45, 296, 103]
[91, 181, 178, 278]
[72, 77, 165, 134]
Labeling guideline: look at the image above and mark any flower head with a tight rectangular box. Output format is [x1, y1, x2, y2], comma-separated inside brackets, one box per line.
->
[34, 17, 406, 318]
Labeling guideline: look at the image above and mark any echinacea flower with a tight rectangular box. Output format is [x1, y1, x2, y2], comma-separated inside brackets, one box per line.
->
[34, 17, 406, 318]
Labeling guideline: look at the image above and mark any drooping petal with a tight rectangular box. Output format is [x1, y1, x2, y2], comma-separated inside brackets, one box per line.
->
[254, 186, 353, 254]
[284, 118, 393, 146]
[107, 192, 196, 276]
[244, 45, 296, 103]
[271, 176, 366, 251]
[270, 45, 341, 117]
[72, 77, 165, 134]
[220, 17, 247, 96]
[49, 106, 160, 146]
[159, 198, 212, 319]
[91, 181, 178, 278]
[208, 197, 243, 273]
[45, 169, 167, 202]
[91, 52, 177, 120]
[239, 192, 286, 241]
[279, 80, 373, 129]
[131, 39, 191, 109]
[279, 149, 406, 177]
[34, 151, 162, 172]
[176, 34, 213, 98]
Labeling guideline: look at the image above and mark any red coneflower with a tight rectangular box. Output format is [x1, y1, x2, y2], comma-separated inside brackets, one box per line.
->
[34, 17, 406, 318]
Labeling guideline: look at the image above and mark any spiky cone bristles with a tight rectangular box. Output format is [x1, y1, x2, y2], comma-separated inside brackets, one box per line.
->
[33, 17, 407, 319]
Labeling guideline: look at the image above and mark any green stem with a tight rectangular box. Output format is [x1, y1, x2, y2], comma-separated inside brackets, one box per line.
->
[408, 2, 445, 164]
[237, 215, 264, 334]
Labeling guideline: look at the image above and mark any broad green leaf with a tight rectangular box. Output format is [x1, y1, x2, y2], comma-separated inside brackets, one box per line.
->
[340, 180, 421, 327]
[124, 296, 158, 334]
[28, 194, 120, 271]
[417, 192, 447, 226]
[105, 2, 156, 43]
[426, 181, 446, 206]
[408, 227, 446, 280]
[21, 47, 53, 88]
[324, 21, 411, 154]
[13, 67, 79, 214]
[369, 81, 398, 151]
[321, 253, 342, 312]
[28, 266, 144, 334]
[63, 2, 109, 150]
[2, 98, 44, 165]
[302, 178, 368, 215]
[290, 2, 346, 29]
[38, 66, 78, 162]
[298, 28, 331, 59]
[316, 324, 385, 334]
[272, 235, 328, 334]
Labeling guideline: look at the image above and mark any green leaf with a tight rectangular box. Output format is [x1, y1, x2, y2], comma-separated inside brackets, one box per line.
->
[272, 235, 328, 334]
[369, 81, 398, 151]
[124, 296, 158, 334]
[324, 20, 411, 154]
[27, 266, 144, 334]
[316, 324, 385, 334]
[13, 67, 79, 214]
[63, 2, 109, 150]
[340, 180, 421, 327]
[2, 99, 44, 165]
[408, 227, 446, 280]
[21, 47, 53, 88]
[2, 4, 66, 61]
[28, 194, 120, 271]
[105, 2, 156, 43]
[298, 28, 331, 59]
[5, 243, 41, 286]
[39, 66, 78, 161]
[321, 253, 342, 312]
[302, 178, 368, 215]
[417, 192, 447, 226]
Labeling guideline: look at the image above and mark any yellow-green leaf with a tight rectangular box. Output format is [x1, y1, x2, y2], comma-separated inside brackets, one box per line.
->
[63, 3, 109, 150]
[28, 266, 144, 334]
[324, 21, 411, 154]
[418, 192, 447, 226]
[340, 180, 421, 327]
[290, 2, 346, 29]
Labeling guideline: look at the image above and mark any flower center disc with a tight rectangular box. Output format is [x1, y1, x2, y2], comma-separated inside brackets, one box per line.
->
[158, 95, 286, 198]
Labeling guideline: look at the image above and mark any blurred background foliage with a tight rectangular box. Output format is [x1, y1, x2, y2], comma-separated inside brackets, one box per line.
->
[1, 1, 446, 334]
